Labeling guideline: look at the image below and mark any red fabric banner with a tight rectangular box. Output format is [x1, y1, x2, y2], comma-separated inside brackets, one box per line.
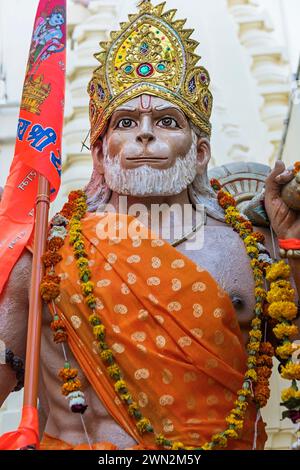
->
[0, 0, 66, 293]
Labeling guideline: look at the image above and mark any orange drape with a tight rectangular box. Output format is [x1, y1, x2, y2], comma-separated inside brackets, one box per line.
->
[47, 212, 267, 450]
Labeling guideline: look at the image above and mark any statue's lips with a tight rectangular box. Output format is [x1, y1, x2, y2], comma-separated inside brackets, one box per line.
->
[125, 156, 169, 163]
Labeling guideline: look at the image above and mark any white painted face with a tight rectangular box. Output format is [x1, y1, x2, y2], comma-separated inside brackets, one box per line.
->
[102, 95, 198, 197]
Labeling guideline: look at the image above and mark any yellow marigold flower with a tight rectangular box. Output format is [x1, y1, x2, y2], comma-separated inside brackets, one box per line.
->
[93, 324, 105, 338]
[251, 318, 261, 329]
[248, 341, 260, 352]
[249, 330, 262, 341]
[267, 286, 295, 304]
[120, 393, 132, 402]
[281, 388, 300, 402]
[74, 239, 84, 250]
[88, 314, 100, 325]
[76, 257, 89, 269]
[85, 294, 97, 307]
[100, 349, 113, 362]
[268, 301, 298, 321]
[107, 364, 121, 379]
[276, 343, 299, 360]
[244, 236, 256, 246]
[114, 380, 127, 393]
[81, 281, 94, 296]
[281, 363, 300, 381]
[201, 443, 213, 450]
[234, 400, 248, 412]
[155, 434, 167, 446]
[266, 261, 291, 282]
[247, 356, 257, 366]
[238, 389, 251, 397]
[255, 288, 266, 299]
[231, 408, 244, 418]
[211, 434, 227, 447]
[224, 429, 239, 439]
[128, 403, 140, 416]
[246, 246, 259, 256]
[225, 417, 243, 430]
[245, 369, 258, 381]
[273, 324, 299, 340]
[136, 418, 151, 434]
[172, 442, 185, 450]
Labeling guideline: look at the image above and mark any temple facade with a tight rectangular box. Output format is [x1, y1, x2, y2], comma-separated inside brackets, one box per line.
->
[0, 0, 300, 449]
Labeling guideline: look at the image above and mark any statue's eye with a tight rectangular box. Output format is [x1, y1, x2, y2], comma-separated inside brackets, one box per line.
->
[117, 119, 137, 129]
[157, 117, 179, 128]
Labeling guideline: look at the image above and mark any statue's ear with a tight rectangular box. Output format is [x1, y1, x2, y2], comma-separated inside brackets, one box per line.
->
[196, 137, 211, 175]
[91, 138, 104, 175]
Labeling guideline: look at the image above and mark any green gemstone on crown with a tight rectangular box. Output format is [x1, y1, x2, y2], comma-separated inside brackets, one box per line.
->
[124, 65, 133, 74]
[157, 63, 166, 72]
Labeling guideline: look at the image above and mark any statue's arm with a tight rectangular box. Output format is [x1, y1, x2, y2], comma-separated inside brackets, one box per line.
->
[0, 251, 32, 406]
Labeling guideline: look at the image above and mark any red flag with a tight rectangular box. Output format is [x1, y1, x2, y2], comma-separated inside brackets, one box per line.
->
[0, 406, 39, 450]
[0, 0, 66, 293]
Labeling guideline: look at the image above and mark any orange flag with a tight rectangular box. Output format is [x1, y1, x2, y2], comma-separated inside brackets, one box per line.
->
[0, 0, 66, 293]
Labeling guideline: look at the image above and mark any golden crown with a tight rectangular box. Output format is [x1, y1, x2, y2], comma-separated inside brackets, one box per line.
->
[88, 0, 213, 145]
[21, 75, 51, 115]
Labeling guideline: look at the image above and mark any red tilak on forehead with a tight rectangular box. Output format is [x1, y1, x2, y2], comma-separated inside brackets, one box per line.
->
[140, 95, 152, 110]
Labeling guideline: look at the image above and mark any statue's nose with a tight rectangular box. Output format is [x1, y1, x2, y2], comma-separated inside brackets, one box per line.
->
[136, 116, 155, 145]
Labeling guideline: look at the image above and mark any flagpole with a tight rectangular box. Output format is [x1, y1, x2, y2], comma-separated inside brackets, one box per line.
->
[24, 175, 50, 409]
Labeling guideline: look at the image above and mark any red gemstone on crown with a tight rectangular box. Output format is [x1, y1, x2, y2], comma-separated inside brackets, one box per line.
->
[137, 63, 154, 77]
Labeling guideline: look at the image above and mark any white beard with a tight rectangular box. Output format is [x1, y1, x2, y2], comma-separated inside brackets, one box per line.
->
[102, 132, 198, 197]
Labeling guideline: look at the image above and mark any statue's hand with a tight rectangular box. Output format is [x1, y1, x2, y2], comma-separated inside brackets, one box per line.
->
[265, 161, 300, 239]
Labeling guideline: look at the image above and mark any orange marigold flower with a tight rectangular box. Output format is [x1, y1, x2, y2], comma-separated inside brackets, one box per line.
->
[210, 179, 222, 191]
[53, 330, 68, 344]
[58, 368, 78, 381]
[257, 366, 272, 379]
[254, 383, 270, 408]
[50, 319, 65, 332]
[68, 190, 85, 202]
[294, 162, 300, 175]
[260, 342, 274, 356]
[48, 236, 64, 251]
[61, 378, 82, 396]
[42, 251, 63, 268]
[252, 232, 265, 243]
[256, 355, 273, 368]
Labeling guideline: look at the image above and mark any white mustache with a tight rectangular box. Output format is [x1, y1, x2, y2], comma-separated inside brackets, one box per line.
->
[102, 132, 198, 197]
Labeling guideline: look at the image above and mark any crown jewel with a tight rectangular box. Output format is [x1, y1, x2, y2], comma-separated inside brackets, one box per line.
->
[88, 0, 213, 145]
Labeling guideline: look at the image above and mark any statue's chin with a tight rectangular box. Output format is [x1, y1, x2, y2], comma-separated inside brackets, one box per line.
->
[109, 187, 186, 198]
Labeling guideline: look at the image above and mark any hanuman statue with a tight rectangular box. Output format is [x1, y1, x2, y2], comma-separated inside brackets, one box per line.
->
[1, 0, 300, 451]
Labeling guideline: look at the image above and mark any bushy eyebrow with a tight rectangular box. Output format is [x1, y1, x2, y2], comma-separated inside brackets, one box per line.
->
[154, 105, 186, 117]
[114, 106, 137, 112]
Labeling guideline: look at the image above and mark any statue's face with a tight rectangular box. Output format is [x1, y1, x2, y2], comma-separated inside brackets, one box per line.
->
[93, 95, 210, 197]
[105, 95, 193, 171]
[49, 12, 64, 26]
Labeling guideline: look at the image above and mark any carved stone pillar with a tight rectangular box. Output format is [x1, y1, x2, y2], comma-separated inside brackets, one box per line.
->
[227, 0, 290, 165]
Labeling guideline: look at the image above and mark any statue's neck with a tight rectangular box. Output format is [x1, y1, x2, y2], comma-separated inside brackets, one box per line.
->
[107, 189, 197, 241]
